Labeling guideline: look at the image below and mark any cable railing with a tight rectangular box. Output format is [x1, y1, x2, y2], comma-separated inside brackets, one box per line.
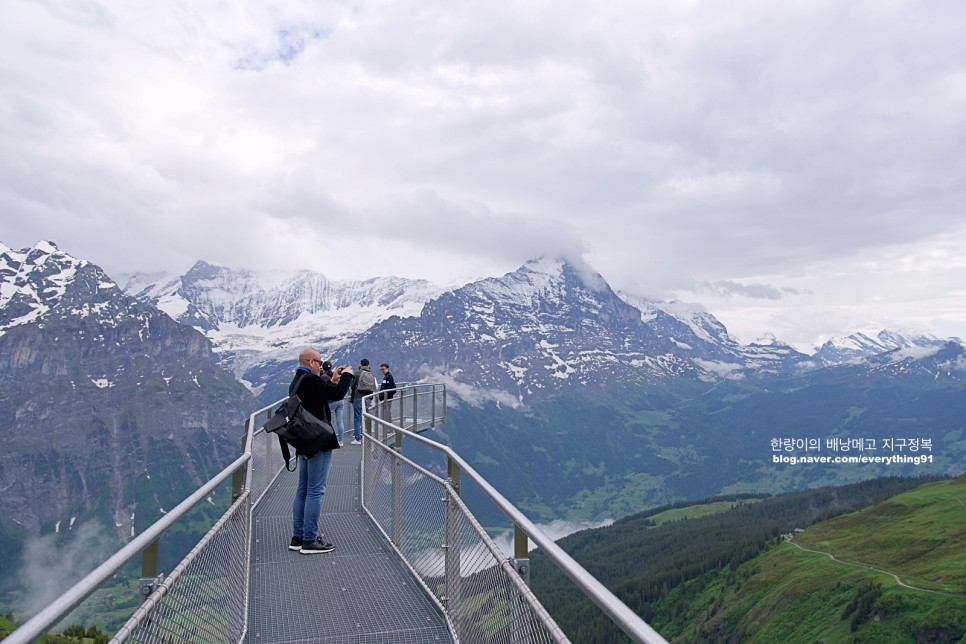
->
[6, 382, 667, 644]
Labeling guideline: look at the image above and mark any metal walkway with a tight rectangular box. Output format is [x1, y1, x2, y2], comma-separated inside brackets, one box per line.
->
[246, 441, 453, 643]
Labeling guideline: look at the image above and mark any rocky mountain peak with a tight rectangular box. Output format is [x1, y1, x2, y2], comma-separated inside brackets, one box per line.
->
[812, 329, 948, 367]
[334, 256, 758, 403]
[0, 240, 256, 537]
[0, 240, 132, 335]
[128, 260, 445, 384]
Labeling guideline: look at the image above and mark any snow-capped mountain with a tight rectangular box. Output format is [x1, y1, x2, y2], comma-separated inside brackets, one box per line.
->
[0, 241, 254, 535]
[1, 240, 122, 334]
[811, 330, 950, 367]
[861, 340, 966, 379]
[126, 252, 963, 403]
[328, 257, 794, 404]
[810, 334, 966, 382]
[128, 260, 443, 385]
[619, 294, 810, 376]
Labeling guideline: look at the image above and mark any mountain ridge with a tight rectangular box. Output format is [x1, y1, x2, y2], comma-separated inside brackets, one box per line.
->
[110, 250, 962, 404]
[0, 241, 256, 539]
[4, 240, 963, 526]
[125, 257, 442, 389]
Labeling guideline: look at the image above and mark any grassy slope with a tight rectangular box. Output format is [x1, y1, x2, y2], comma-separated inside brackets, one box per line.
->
[647, 499, 761, 526]
[793, 477, 966, 593]
[664, 477, 966, 643]
[0, 613, 16, 639]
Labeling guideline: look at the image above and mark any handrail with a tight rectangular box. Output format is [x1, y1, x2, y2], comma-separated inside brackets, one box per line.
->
[363, 402, 668, 644]
[4, 452, 251, 644]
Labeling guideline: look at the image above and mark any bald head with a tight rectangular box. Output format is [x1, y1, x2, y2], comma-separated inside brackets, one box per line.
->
[299, 348, 323, 374]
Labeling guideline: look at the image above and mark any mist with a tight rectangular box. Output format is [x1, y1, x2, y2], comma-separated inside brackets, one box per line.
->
[14, 521, 117, 623]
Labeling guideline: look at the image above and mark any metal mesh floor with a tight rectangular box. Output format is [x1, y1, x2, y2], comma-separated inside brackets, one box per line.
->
[245, 443, 453, 643]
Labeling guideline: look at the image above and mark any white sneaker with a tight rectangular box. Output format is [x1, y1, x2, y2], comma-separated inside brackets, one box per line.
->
[350, 439, 362, 445]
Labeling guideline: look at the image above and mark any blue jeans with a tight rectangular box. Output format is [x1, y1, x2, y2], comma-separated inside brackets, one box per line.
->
[292, 449, 333, 543]
[329, 398, 345, 443]
[352, 397, 364, 440]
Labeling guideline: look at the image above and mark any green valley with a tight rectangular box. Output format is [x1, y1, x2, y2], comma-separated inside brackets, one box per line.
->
[530, 476, 965, 643]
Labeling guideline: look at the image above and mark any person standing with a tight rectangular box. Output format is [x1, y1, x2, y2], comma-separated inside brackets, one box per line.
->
[350, 358, 377, 444]
[289, 348, 353, 554]
[378, 362, 396, 423]
[321, 360, 346, 447]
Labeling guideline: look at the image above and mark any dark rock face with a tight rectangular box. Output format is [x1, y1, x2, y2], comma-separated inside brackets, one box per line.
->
[0, 242, 256, 538]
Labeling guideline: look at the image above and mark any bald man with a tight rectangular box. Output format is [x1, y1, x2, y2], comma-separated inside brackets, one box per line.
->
[289, 347, 354, 554]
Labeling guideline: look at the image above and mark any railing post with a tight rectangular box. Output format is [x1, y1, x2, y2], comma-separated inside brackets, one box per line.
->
[392, 448, 402, 546]
[444, 482, 462, 629]
[364, 397, 372, 438]
[264, 421, 274, 491]
[447, 456, 461, 497]
[509, 525, 532, 644]
[394, 395, 404, 452]
[140, 539, 159, 586]
[513, 525, 530, 584]
[233, 421, 248, 502]
[138, 539, 163, 643]
[412, 388, 418, 431]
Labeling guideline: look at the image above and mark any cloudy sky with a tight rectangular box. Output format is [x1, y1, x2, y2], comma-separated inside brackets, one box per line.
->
[2, 1, 965, 350]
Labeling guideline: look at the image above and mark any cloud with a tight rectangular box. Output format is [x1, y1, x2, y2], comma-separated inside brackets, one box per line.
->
[369, 191, 587, 274]
[697, 280, 809, 301]
[407, 517, 613, 578]
[15, 521, 116, 620]
[937, 355, 966, 373]
[888, 345, 943, 363]
[416, 366, 522, 409]
[2, 0, 966, 346]
[488, 518, 614, 556]
[692, 358, 746, 380]
[704, 282, 781, 301]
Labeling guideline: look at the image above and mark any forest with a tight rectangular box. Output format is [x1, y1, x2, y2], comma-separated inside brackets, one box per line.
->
[529, 475, 946, 643]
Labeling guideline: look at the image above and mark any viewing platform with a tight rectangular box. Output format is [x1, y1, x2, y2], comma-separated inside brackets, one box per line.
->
[6, 384, 667, 644]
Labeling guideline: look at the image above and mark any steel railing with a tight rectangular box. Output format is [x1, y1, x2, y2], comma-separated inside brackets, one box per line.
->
[360, 388, 668, 644]
[107, 404, 287, 643]
[4, 402, 286, 644]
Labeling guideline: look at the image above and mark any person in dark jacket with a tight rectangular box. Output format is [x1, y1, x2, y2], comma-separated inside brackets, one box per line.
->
[378, 362, 396, 423]
[320, 360, 346, 447]
[378, 363, 396, 399]
[289, 348, 353, 554]
[349, 358, 377, 444]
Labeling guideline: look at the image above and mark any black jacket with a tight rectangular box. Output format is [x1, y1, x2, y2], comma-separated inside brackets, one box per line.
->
[290, 368, 353, 424]
[379, 370, 397, 400]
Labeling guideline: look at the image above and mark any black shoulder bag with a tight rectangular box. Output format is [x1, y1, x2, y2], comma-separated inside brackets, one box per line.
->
[261, 373, 340, 471]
